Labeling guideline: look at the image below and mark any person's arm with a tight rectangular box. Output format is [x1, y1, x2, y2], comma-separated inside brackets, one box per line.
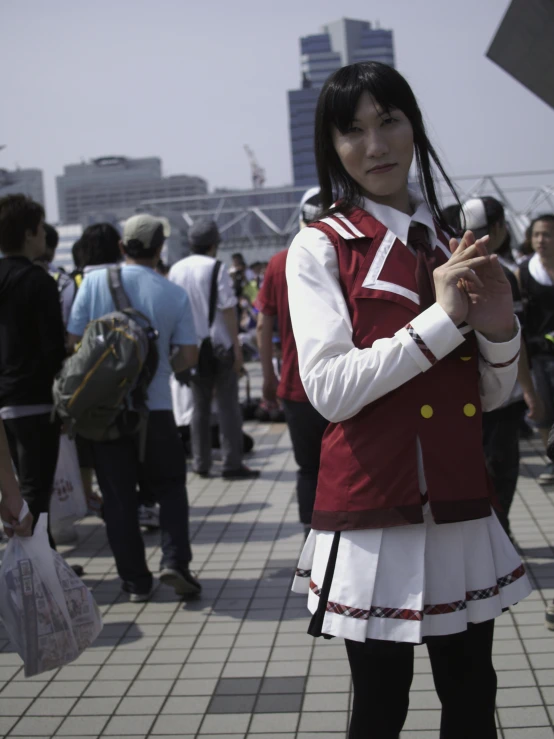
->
[169, 285, 202, 376]
[221, 307, 243, 374]
[512, 267, 543, 419]
[256, 312, 279, 403]
[171, 345, 199, 374]
[66, 274, 92, 352]
[67, 333, 82, 352]
[34, 273, 68, 373]
[286, 228, 495, 423]
[0, 421, 32, 537]
[518, 340, 543, 420]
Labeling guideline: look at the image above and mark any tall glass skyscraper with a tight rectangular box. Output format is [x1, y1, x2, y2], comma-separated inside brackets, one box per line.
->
[288, 18, 395, 187]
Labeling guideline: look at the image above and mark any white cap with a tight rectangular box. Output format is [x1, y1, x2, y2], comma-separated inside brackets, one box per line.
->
[461, 198, 488, 231]
[299, 186, 322, 224]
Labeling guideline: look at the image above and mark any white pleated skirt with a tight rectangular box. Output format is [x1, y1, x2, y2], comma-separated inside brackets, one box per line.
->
[292, 505, 532, 644]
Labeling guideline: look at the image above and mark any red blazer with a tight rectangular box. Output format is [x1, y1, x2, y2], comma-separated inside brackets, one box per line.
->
[309, 207, 495, 531]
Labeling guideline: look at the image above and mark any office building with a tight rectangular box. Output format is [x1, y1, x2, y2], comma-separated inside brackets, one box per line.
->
[288, 18, 395, 187]
[56, 156, 208, 224]
[0, 167, 44, 205]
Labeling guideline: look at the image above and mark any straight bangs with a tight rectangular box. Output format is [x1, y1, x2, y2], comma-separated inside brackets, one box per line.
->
[326, 64, 413, 136]
[314, 62, 461, 235]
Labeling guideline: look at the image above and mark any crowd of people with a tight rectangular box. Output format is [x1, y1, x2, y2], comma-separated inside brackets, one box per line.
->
[0, 58, 554, 738]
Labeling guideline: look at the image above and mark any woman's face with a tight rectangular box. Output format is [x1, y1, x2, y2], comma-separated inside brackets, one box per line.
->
[332, 91, 414, 211]
[531, 219, 554, 261]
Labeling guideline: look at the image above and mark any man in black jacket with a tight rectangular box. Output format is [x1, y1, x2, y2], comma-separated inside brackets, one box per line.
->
[0, 195, 66, 547]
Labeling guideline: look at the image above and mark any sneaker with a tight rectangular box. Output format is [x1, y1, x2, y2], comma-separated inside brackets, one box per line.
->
[159, 567, 202, 597]
[138, 503, 160, 530]
[222, 465, 260, 480]
[192, 469, 210, 479]
[545, 602, 554, 631]
[539, 463, 554, 484]
[122, 581, 154, 603]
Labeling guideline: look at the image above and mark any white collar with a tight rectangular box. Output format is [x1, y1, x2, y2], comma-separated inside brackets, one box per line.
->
[361, 187, 438, 248]
[529, 253, 554, 286]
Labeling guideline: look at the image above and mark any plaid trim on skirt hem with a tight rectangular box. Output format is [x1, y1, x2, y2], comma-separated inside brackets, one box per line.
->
[292, 506, 532, 644]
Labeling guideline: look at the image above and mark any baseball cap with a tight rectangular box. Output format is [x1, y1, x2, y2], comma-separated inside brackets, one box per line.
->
[123, 214, 165, 255]
[188, 219, 221, 249]
[299, 187, 322, 224]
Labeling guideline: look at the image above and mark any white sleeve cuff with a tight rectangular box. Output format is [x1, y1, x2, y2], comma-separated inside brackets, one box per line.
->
[395, 303, 465, 372]
[476, 316, 521, 368]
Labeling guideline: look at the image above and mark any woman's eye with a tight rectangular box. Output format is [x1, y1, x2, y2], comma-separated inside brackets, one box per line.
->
[347, 126, 362, 134]
[381, 117, 397, 126]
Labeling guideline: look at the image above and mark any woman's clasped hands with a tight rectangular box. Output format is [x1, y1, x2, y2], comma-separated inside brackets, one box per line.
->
[434, 230, 516, 343]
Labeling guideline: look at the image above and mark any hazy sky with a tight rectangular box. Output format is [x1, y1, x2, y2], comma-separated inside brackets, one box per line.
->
[1, 0, 553, 221]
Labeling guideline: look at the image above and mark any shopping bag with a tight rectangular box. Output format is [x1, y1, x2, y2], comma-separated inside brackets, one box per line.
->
[50, 435, 87, 525]
[0, 514, 102, 677]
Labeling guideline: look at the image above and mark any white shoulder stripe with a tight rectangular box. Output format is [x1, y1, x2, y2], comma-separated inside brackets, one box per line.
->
[320, 217, 355, 240]
[335, 213, 365, 238]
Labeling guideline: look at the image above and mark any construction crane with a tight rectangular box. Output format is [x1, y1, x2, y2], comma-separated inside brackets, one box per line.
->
[244, 145, 266, 189]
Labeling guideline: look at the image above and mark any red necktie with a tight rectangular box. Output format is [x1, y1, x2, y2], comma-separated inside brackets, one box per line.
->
[408, 223, 436, 313]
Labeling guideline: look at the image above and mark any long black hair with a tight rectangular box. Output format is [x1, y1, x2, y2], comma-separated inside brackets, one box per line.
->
[314, 62, 461, 235]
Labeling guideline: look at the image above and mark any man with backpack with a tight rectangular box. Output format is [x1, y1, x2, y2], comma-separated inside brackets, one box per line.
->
[66, 214, 200, 602]
[0, 195, 67, 549]
[169, 220, 259, 480]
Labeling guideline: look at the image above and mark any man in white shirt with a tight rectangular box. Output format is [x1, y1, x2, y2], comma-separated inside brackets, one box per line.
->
[169, 220, 259, 480]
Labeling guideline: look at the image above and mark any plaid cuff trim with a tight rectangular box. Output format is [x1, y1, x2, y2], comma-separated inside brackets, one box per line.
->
[480, 350, 520, 369]
[309, 563, 526, 622]
[295, 568, 311, 578]
[406, 323, 438, 366]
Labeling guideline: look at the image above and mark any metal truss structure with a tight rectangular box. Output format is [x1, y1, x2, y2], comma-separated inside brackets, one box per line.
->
[53, 170, 554, 270]
[141, 170, 554, 262]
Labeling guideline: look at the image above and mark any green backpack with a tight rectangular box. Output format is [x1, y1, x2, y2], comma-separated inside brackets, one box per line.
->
[53, 266, 159, 444]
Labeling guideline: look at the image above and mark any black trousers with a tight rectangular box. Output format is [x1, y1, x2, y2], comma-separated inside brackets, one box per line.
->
[92, 411, 192, 590]
[4, 413, 60, 549]
[346, 619, 497, 739]
[281, 399, 328, 526]
[482, 400, 525, 536]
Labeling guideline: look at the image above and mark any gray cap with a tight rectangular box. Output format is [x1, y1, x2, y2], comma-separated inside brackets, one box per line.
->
[123, 214, 165, 252]
[188, 219, 220, 248]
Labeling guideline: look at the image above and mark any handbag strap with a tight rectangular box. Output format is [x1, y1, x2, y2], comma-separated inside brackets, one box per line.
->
[208, 260, 222, 329]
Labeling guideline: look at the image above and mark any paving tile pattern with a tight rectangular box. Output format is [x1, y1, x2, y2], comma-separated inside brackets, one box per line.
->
[1, 367, 554, 736]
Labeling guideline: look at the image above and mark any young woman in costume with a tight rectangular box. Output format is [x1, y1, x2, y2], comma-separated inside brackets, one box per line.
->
[287, 61, 531, 739]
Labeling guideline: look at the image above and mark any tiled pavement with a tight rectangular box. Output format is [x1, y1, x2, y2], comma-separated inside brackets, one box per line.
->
[2, 391, 554, 736]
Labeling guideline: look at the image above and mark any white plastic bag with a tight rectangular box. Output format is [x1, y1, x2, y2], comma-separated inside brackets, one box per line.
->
[50, 435, 87, 526]
[0, 514, 102, 676]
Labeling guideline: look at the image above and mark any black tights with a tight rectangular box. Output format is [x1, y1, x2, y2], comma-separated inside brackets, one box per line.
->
[345, 619, 497, 739]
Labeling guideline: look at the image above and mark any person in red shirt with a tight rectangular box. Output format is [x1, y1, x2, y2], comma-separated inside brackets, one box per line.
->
[256, 188, 327, 537]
